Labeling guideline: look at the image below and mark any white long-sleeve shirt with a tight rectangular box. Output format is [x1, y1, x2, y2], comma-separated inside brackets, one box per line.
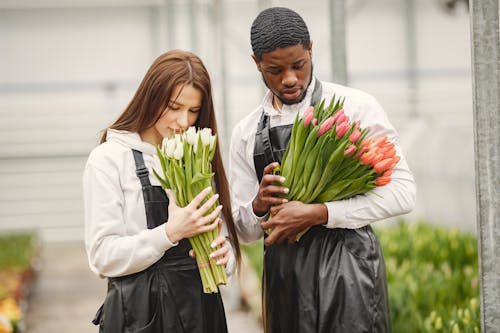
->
[229, 79, 416, 243]
[83, 129, 235, 278]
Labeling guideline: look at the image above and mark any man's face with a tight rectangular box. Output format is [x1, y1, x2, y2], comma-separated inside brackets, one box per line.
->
[254, 43, 313, 105]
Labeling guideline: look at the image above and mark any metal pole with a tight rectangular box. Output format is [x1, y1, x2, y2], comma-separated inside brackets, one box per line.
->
[329, 0, 347, 85]
[165, 0, 175, 49]
[212, 0, 229, 154]
[258, 0, 272, 9]
[189, 0, 198, 53]
[469, 0, 500, 331]
[404, 0, 418, 117]
[149, 6, 161, 57]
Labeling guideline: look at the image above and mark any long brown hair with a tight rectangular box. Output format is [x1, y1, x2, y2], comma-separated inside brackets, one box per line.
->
[101, 50, 241, 269]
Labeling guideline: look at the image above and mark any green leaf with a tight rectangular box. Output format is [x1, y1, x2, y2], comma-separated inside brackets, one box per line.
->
[153, 169, 170, 189]
[191, 172, 215, 186]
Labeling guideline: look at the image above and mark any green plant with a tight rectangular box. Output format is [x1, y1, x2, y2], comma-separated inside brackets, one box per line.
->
[375, 222, 479, 332]
[241, 239, 263, 279]
[0, 234, 35, 269]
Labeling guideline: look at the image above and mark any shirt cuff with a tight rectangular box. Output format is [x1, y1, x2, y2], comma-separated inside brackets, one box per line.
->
[323, 201, 373, 229]
[150, 224, 179, 253]
[245, 200, 270, 222]
[324, 201, 344, 229]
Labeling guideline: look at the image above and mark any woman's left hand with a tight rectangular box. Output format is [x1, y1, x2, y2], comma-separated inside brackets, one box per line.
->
[189, 234, 230, 267]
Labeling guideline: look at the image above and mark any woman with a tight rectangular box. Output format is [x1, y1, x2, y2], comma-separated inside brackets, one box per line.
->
[83, 50, 241, 332]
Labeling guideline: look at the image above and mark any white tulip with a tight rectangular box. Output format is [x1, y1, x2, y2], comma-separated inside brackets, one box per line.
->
[185, 126, 198, 145]
[161, 137, 170, 151]
[174, 134, 183, 146]
[193, 139, 199, 153]
[165, 138, 175, 158]
[200, 128, 212, 147]
[209, 135, 216, 150]
[173, 142, 184, 160]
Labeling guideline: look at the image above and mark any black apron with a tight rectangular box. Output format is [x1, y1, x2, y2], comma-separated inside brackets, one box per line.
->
[92, 149, 227, 333]
[253, 80, 391, 333]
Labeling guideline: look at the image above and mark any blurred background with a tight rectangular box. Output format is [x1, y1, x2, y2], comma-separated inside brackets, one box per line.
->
[0, 0, 482, 332]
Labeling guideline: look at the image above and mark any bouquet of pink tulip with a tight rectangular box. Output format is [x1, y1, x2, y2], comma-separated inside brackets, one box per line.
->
[276, 96, 400, 240]
[153, 127, 226, 293]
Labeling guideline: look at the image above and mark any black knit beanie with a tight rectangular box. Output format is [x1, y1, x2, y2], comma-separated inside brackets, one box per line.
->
[251, 7, 311, 60]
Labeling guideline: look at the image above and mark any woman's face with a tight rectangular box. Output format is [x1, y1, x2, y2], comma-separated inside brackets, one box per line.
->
[144, 83, 202, 144]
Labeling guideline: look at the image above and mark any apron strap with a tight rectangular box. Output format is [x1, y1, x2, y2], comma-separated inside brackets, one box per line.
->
[132, 149, 151, 188]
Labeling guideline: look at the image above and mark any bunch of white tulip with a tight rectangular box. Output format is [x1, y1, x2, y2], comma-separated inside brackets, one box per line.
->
[153, 127, 226, 293]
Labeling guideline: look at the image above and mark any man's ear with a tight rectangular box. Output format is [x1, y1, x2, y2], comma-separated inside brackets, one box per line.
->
[308, 41, 313, 58]
[252, 54, 262, 72]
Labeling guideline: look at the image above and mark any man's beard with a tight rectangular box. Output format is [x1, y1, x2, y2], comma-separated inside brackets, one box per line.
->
[261, 64, 314, 106]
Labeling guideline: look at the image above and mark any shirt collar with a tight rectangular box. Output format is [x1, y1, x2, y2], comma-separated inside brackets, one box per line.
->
[261, 78, 317, 116]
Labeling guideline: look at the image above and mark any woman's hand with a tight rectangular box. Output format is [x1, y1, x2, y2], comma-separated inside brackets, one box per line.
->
[165, 187, 222, 243]
[189, 231, 231, 267]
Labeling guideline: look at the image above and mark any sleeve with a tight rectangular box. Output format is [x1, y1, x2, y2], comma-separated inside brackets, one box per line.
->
[324, 95, 416, 229]
[83, 163, 177, 278]
[228, 127, 266, 243]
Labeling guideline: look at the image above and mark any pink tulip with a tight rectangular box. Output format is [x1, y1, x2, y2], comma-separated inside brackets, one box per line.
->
[332, 109, 344, 123]
[303, 112, 314, 127]
[318, 117, 335, 136]
[360, 151, 375, 165]
[355, 146, 368, 158]
[335, 113, 349, 125]
[349, 129, 361, 143]
[344, 145, 356, 156]
[374, 158, 394, 174]
[304, 106, 314, 117]
[375, 176, 391, 186]
[335, 121, 350, 138]
[312, 118, 318, 125]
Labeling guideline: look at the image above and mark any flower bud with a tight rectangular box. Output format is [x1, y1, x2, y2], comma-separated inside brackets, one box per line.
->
[165, 138, 175, 158]
[375, 176, 391, 186]
[173, 143, 184, 160]
[185, 126, 198, 145]
[304, 112, 314, 127]
[200, 128, 212, 147]
[344, 145, 356, 156]
[349, 129, 361, 143]
[209, 135, 216, 150]
[335, 121, 350, 139]
[318, 117, 335, 136]
[332, 109, 345, 123]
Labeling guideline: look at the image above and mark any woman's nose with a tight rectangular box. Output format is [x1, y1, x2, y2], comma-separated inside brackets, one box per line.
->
[176, 110, 189, 129]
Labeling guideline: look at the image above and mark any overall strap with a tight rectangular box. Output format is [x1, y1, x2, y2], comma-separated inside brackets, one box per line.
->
[255, 113, 276, 172]
[310, 77, 323, 107]
[132, 149, 151, 188]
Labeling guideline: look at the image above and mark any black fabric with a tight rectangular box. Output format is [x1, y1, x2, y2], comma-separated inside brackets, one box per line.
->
[93, 149, 227, 333]
[252, 84, 391, 332]
[263, 226, 391, 333]
[253, 78, 322, 182]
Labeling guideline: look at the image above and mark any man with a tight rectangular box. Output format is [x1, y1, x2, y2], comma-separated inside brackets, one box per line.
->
[229, 7, 416, 333]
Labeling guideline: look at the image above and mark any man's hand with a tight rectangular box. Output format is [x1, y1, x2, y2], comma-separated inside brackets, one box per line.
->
[252, 162, 289, 216]
[261, 201, 328, 245]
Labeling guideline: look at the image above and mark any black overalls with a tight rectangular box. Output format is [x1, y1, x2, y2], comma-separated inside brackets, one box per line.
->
[253, 80, 391, 333]
[93, 149, 227, 333]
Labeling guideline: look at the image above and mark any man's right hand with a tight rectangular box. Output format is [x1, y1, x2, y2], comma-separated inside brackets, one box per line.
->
[252, 162, 289, 216]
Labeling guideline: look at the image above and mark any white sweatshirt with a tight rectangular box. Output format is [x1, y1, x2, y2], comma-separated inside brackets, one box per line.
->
[83, 129, 235, 278]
